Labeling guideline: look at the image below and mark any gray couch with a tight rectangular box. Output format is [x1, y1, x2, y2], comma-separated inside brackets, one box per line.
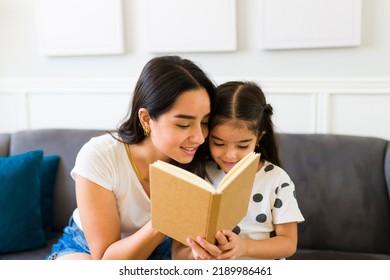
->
[0, 129, 103, 260]
[278, 134, 390, 260]
[0, 129, 389, 260]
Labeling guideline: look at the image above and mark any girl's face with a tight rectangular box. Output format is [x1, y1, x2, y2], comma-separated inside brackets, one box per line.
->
[149, 88, 211, 164]
[209, 122, 258, 173]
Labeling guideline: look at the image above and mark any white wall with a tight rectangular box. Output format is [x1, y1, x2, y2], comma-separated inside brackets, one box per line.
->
[1, 0, 390, 139]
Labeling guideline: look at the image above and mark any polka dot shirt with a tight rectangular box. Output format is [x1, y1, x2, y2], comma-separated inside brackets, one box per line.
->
[207, 160, 305, 241]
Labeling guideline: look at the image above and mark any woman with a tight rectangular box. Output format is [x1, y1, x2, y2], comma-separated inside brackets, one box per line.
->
[47, 56, 216, 260]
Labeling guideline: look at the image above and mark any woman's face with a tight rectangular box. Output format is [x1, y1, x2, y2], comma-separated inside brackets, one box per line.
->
[149, 88, 211, 164]
[209, 122, 258, 173]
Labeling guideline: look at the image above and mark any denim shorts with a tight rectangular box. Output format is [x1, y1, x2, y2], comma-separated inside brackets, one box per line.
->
[46, 217, 90, 260]
[46, 217, 172, 260]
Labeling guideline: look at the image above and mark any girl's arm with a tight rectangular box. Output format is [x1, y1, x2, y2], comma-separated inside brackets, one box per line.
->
[217, 222, 298, 259]
[177, 222, 298, 260]
[76, 175, 165, 259]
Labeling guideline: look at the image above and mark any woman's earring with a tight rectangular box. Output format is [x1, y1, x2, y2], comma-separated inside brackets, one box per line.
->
[140, 122, 150, 137]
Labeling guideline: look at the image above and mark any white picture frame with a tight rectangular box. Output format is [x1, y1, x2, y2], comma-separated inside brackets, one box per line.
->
[146, 0, 237, 53]
[36, 0, 124, 56]
[260, 0, 361, 50]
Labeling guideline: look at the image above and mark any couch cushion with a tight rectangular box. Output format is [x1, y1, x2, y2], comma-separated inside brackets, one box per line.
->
[289, 248, 390, 260]
[10, 129, 104, 232]
[0, 150, 47, 254]
[40, 155, 60, 239]
[0, 235, 60, 260]
[278, 133, 390, 256]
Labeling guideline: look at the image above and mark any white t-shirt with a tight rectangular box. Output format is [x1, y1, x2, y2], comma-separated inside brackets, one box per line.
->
[70, 133, 151, 238]
[207, 160, 305, 241]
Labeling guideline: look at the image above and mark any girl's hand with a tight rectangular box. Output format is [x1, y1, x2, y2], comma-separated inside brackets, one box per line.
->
[215, 230, 246, 260]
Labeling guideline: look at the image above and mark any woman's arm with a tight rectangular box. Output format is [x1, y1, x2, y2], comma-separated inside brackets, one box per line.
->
[75, 175, 165, 259]
[171, 240, 194, 260]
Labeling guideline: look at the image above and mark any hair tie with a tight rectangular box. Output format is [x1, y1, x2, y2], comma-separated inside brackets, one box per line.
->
[263, 104, 273, 115]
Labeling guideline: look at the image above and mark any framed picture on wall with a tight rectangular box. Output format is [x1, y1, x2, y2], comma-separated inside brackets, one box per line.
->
[260, 0, 361, 50]
[146, 0, 237, 53]
[36, 0, 124, 56]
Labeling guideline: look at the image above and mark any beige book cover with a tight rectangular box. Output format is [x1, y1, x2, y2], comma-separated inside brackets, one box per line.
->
[150, 152, 260, 245]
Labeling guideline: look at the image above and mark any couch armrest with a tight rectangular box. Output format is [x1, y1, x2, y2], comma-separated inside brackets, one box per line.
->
[385, 141, 390, 200]
[0, 133, 10, 157]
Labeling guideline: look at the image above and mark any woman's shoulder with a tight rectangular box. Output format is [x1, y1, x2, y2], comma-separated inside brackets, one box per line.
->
[88, 131, 118, 144]
[77, 132, 123, 160]
[84, 132, 121, 149]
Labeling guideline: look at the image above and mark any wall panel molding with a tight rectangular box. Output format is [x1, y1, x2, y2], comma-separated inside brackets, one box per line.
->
[1, 78, 390, 139]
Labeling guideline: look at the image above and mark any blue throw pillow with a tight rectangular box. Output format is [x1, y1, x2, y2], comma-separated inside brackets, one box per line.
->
[40, 155, 60, 240]
[0, 150, 47, 253]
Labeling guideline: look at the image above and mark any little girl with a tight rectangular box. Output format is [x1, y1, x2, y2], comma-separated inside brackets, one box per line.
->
[172, 81, 304, 260]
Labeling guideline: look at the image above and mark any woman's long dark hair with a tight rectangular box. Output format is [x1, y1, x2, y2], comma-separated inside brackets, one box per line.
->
[210, 81, 281, 166]
[115, 56, 217, 178]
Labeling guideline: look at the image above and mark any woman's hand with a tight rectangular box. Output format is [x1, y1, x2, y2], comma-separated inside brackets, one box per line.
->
[185, 236, 221, 260]
[185, 230, 245, 260]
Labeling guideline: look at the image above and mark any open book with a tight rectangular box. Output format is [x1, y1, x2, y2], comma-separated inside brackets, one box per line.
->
[150, 152, 260, 245]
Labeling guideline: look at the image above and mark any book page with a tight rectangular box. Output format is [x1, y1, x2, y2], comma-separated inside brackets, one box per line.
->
[152, 160, 214, 192]
[214, 153, 260, 233]
[217, 152, 260, 192]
